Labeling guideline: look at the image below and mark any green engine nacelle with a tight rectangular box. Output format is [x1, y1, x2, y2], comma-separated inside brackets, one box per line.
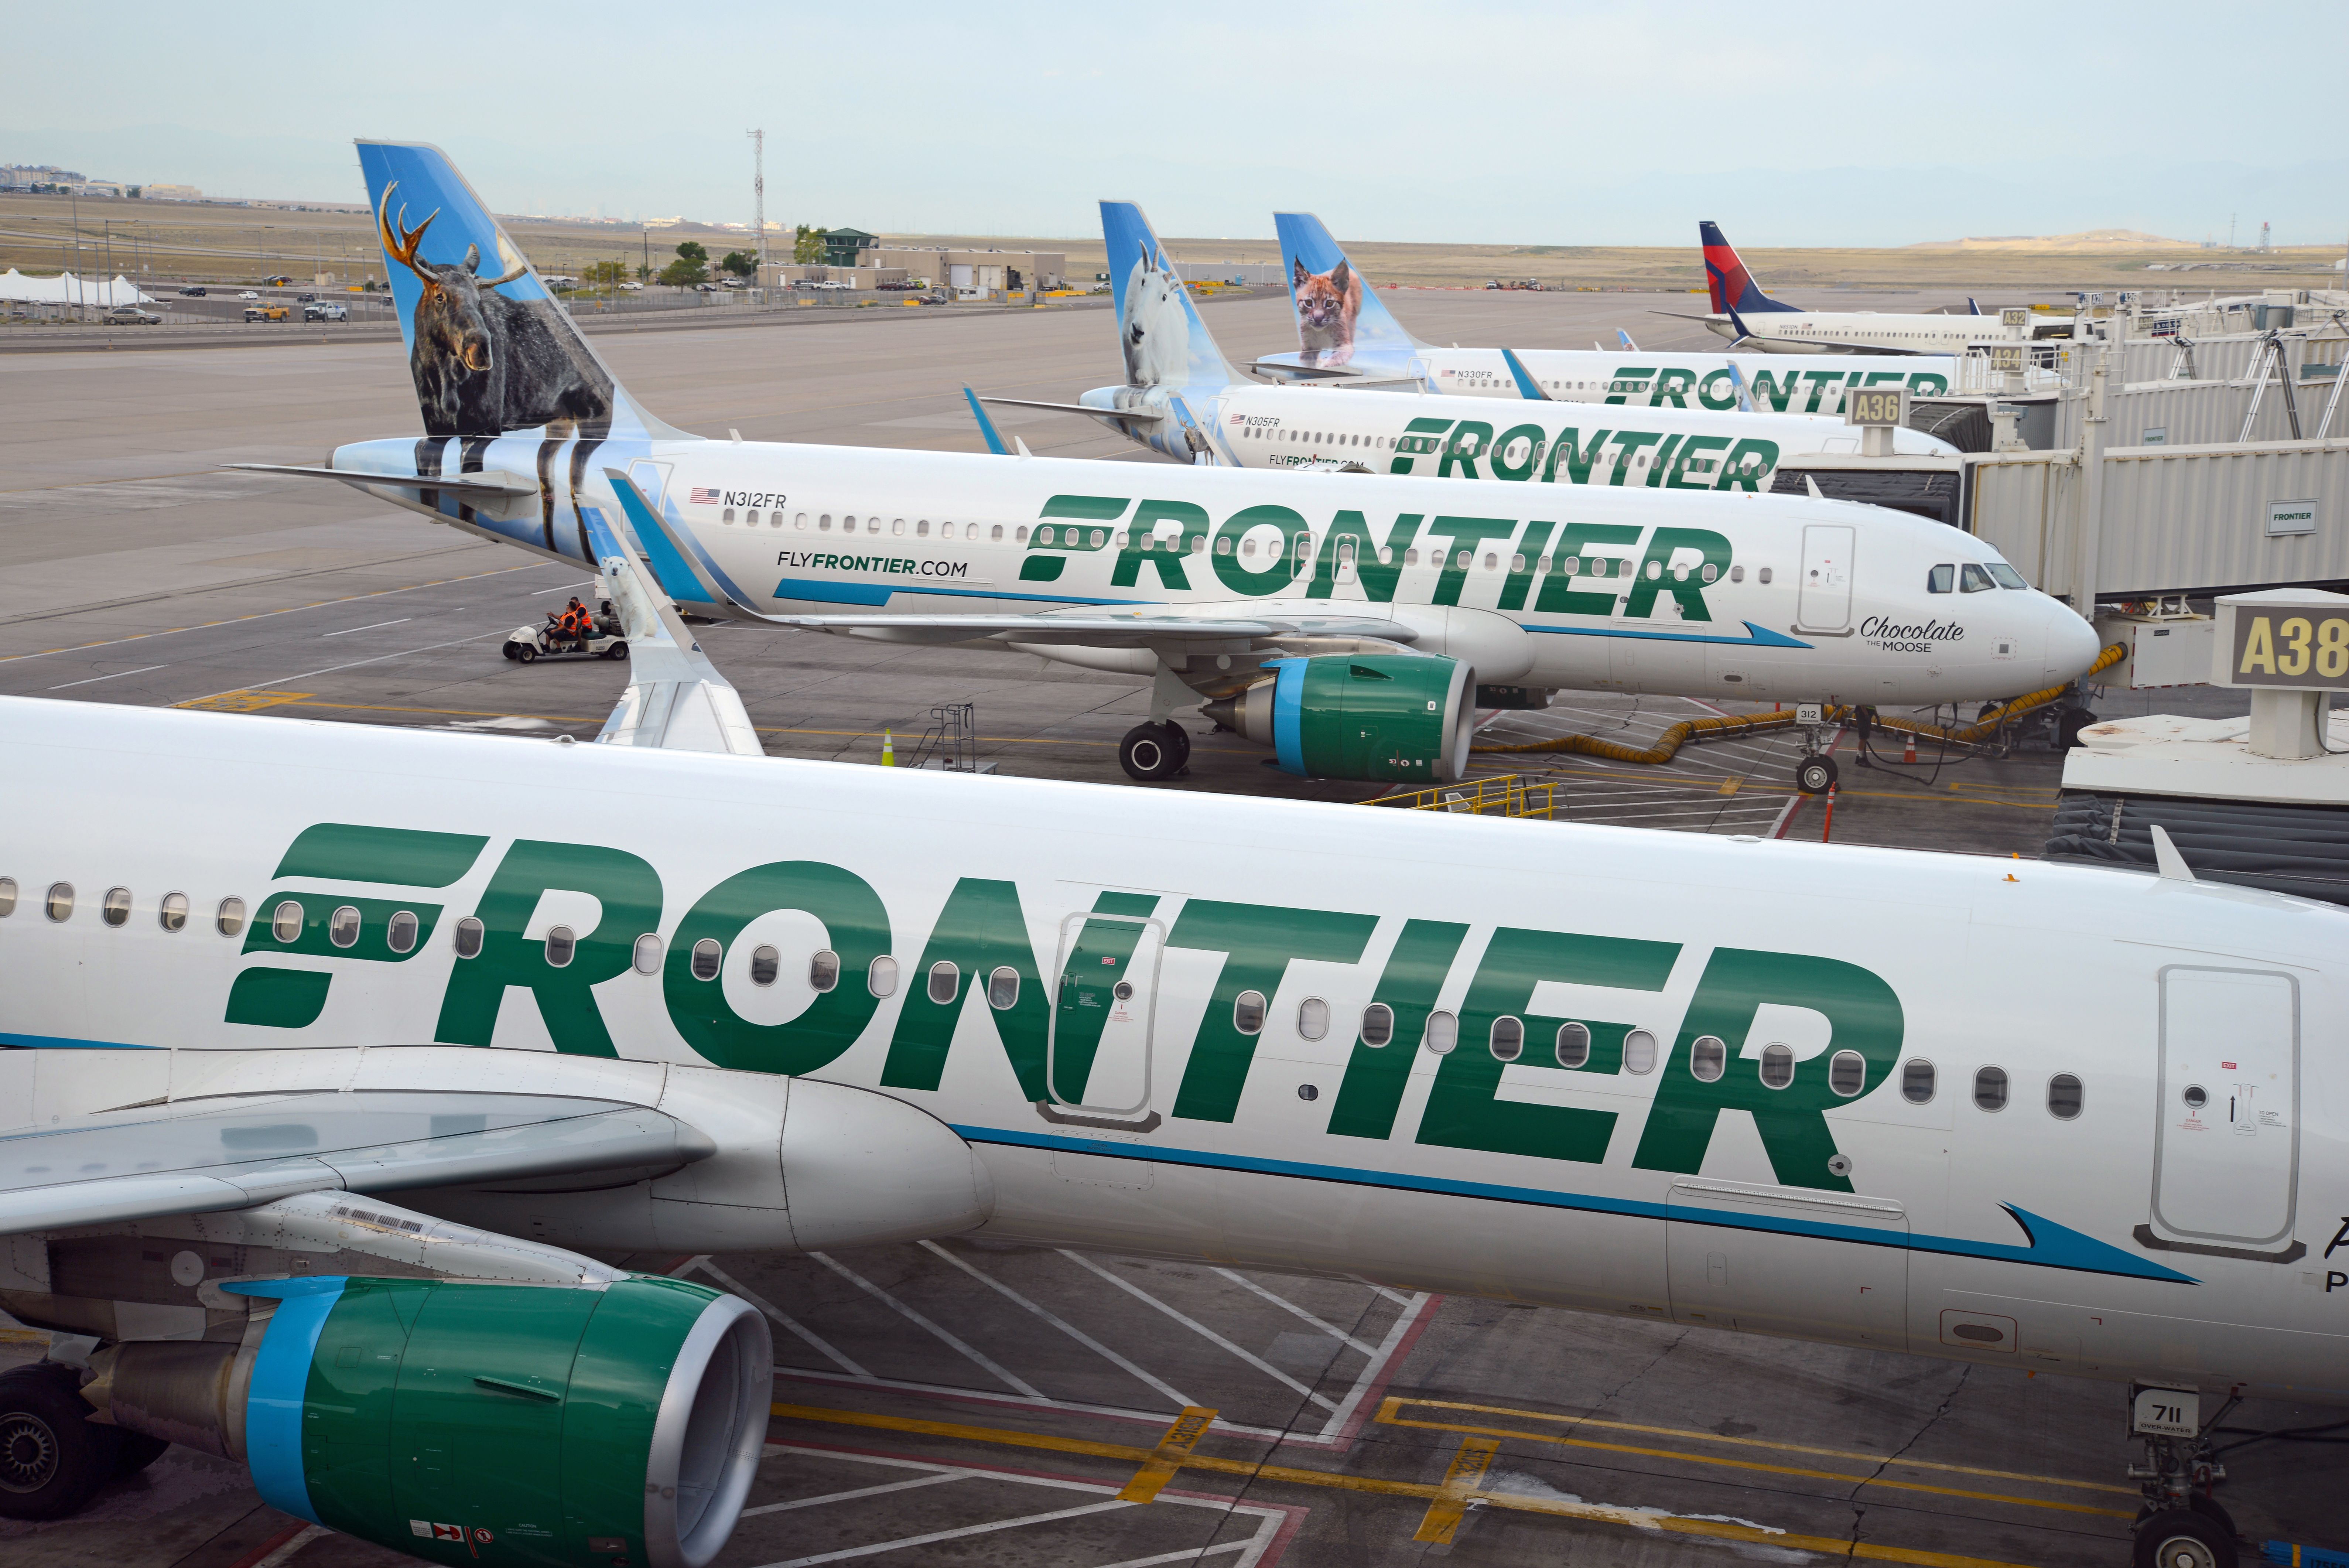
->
[95, 1274, 770, 1568]
[1205, 654, 1473, 783]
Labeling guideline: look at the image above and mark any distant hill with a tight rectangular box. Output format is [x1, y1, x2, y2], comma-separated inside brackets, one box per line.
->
[1905, 229, 2197, 251]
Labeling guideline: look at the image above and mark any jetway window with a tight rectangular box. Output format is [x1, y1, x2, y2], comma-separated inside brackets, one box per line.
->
[1298, 997, 1329, 1041]
[1960, 565, 1996, 593]
[2047, 1074, 2084, 1120]
[0, 878, 14, 918]
[160, 892, 188, 933]
[1234, 990, 1267, 1035]
[1623, 1029, 1658, 1074]
[545, 926, 577, 968]
[1360, 1003, 1395, 1048]
[1489, 1016, 1524, 1062]
[868, 955, 898, 997]
[1689, 1035, 1726, 1082]
[1987, 564, 2028, 589]
[46, 883, 73, 922]
[386, 911, 418, 954]
[1423, 1010, 1458, 1055]
[453, 918, 483, 959]
[632, 933, 663, 974]
[102, 888, 131, 928]
[1901, 1059, 1936, 1103]
[689, 938, 722, 981]
[1829, 1049, 1866, 1097]
[986, 966, 1019, 1009]
[928, 961, 960, 1004]
[1973, 1065, 2009, 1111]
[272, 900, 302, 943]
[750, 945, 779, 986]
[329, 905, 361, 948]
[216, 897, 246, 938]
[809, 950, 840, 992]
[1759, 1043, 1796, 1089]
[1928, 565, 1955, 593]
[1556, 1021, 1591, 1068]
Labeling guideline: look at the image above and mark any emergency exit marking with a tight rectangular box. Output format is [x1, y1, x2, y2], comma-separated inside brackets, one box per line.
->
[2229, 611, 2349, 688]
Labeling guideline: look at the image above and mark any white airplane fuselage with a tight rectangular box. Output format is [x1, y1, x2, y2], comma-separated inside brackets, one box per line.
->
[1705, 312, 2023, 356]
[1262, 348, 1971, 414]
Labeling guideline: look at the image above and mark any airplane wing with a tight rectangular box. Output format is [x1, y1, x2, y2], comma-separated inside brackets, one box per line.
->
[977, 395, 1166, 423]
[225, 462, 538, 501]
[581, 493, 767, 756]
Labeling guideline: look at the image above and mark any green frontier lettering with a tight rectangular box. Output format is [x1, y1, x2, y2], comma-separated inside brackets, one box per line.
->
[1167, 901, 1377, 1124]
[433, 840, 663, 1058]
[1416, 929, 1680, 1162]
[1437, 421, 1494, 480]
[1111, 500, 1211, 590]
[1048, 893, 1162, 1105]
[1631, 947, 1903, 1191]
[1542, 429, 1611, 485]
[1488, 423, 1547, 482]
[1326, 920, 1470, 1140]
[1747, 369, 1803, 414]
[1419, 516, 1518, 607]
[1302, 511, 1421, 603]
[1532, 523, 1643, 615]
[1496, 519, 1558, 613]
[1022, 495, 1130, 583]
[1625, 529, 1732, 622]
[1211, 505, 1310, 597]
[664, 861, 891, 1076]
[1389, 417, 1454, 476]
[881, 878, 1053, 1100]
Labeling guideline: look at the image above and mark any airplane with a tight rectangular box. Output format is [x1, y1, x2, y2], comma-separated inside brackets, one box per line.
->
[1252, 212, 2008, 414]
[242, 142, 2094, 799]
[1686, 222, 2035, 356]
[0, 565, 2331, 1568]
[993, 202, 1963, 479]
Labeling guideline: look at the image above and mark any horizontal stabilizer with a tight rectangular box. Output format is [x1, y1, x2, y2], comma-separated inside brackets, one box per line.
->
[226, 461, 536, 499]
[978, 394, 1165, 423]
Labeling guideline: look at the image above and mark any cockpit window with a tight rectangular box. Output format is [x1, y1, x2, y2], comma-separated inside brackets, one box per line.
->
[1985, 563, 2029, 589]
[1959, 564, 1996, 592]
[1926, 564, 1955, 594]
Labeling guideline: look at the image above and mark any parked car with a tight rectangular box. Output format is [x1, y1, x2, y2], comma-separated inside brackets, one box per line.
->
[243, 304, 289, 323]
[302, 301, 348, 322]
[102, 305, 162, 325]
[262, 274, 294, 286]
[721, 277, 748, 288]
[177, 286, 207, 297]
[237, 290, 260, 301]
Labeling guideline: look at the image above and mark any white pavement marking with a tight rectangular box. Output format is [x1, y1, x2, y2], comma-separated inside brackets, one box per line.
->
[250, 1523, 334, 1567]
[741, 1471, 966, 1517]
[1059, 1250, 1337, 1413]
[321, 618, 411, 636]
[755, 1499, 1134, 1567]
[48, 664, 164, 690]
[918, 1239, 1200, 1413]
[531, 579, 599, 594]
[1314, 1289, 1433, 1443]
[695, 1260, 871, 1379]
[1091, 1544, 1256, 1568]
[177, 629, 513, 704]
[1210, 1269, 1377, 1357]
[778, 1365, 1232, 1433]
[813, 1251, 1046, 1399]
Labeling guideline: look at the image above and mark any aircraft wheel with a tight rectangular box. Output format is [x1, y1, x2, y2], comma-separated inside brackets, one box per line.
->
[2132, 1508, 2234, 1568]
[515, 643, 536, 664]
[1160, 722, 1191, 769]
[1795, 754, 1839, 796]
[604, 642, 629, 662]
[0, 1364, 111, 1520]
[2056, 707, 2096, 748]
[2184, 1493, 2236, 1541]
[1119, 723, 1184, 782]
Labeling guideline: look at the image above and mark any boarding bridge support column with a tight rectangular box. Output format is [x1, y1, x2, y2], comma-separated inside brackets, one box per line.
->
[2073, 346, 2110, 615]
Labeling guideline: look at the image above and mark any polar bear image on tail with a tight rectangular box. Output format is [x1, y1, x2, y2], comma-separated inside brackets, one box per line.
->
[1119, 250, 1191, 390]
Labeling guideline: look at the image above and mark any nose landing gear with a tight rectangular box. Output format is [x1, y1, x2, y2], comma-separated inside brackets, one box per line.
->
[2127, 1385, 2239, 1568]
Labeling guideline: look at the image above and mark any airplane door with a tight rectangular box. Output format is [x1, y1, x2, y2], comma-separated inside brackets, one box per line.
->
[1666, 1179, 1908, 1350]
[1797, 525, 1854, 631]
[2152, 967, 2300, 1247]
[1045, 904, 1166, 1128]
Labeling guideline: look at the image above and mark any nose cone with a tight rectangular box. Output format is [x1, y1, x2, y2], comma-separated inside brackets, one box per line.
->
[2044, 598, 2102, 681]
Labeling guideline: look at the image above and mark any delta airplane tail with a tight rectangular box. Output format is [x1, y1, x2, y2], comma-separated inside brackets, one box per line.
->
[1700, 219, 1798, 315]
[1272, 212, 1427, 368]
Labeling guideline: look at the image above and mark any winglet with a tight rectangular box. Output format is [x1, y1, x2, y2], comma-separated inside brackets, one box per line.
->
[591, 470, 764, 757]
[1968, 297, 1983, 317]
[2150, 823, 2196, 881]
[1725, 302, 1758, 347]
[1500, 348, 1551, 402]
[1805, 475, 1824, 500]
[964, 387, 1011, 455]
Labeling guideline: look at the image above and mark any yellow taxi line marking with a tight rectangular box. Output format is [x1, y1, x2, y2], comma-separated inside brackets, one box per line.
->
[1413, 1437, 1498, 1543]
[1716, 776, 1743, 796]
[1532, 763, 2061, 810]
[262, 696, 1129, 747]
[1384, 1397, 2136, 1494]
[1116, 1407, 1217, 1503]
[769, 1402, 2047, 1568]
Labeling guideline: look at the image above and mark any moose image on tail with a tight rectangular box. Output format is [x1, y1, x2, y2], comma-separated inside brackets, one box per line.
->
[379, 182, 613, 438]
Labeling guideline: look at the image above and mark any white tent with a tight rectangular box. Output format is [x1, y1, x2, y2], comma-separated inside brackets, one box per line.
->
[0, 269, 158, 306]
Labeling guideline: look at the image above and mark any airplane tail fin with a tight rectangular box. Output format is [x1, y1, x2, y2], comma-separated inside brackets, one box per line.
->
[355, 140, 684, 441]
[1099, 201, 1238, 394]
[1699, 220, 1797, 315]
[1272, 212, 1427, 365]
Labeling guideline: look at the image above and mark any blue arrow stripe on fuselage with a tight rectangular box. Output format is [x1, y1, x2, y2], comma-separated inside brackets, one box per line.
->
[950, 1124, 2197, 1285]
[1525, 620, 1813, 649]
[772, 580, 1154, 608]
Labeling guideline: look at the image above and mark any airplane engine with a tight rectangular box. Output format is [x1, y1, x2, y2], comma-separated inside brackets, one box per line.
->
[1202, 653, 1473, 783]
[85, 1273, 769, 1568]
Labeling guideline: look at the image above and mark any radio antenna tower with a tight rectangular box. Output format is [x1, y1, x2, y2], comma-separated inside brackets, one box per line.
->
[746, 129, 766, 284]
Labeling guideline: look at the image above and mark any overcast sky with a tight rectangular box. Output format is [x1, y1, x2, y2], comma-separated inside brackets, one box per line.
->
[9, 1, 2344, 249]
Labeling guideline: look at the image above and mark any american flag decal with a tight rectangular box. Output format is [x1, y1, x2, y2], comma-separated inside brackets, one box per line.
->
[689, 487, 721, 505]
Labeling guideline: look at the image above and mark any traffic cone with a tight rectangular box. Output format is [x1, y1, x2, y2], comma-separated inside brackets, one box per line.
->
[1903, 732, 1917, 764]
[881, 730, 895, 766]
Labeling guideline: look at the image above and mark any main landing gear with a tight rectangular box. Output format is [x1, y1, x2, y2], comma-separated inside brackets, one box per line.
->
[1118, 721, 1191, 782]
[0, 1363, 168, 1520]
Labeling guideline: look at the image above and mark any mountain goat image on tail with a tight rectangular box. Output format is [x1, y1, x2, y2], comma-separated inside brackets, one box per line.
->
[379, 182, 613, 438]
[1118, 250, 1192, 389]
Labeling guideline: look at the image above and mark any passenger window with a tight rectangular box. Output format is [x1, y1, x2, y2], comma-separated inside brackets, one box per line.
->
[744, 510, 758, 526]
[809, 950, 840, 992]
[632, 933, 663, 974]
[2047, 1073, 2084, 1120]
[893, 519, 905, 536]
[1759, 1043, 1795, 1089]
[1555, 1021, 1591, 1068]
[991, 525, 1004, 542]
[216, 897, 246, 938]
[750, 944, 780, 986]
[1489, 1016, 1524, 1062]
[1623, 1029, 1657, 1074]
[820, 513, 831, 529]
[1038, 527, 1055, 546]
[916, 520, 929, 537]
[46, 882, 73, 922]
[1483, 552, 1497, 570]
[160, 892, 188, 933]
[845, 515, 858, 530]
[1015, 527, 1029, 543]
[1700, 563, 1719, 583]
[1901, 1059, 1936, 1103]
[770, 514, 783, 529]
[0, 878, 13, 917]
[723, 508, 735, 524]
[1689, 1035, 1726, 1082]
[386, 910, 418, 954]
[102, 887, 131, 928]
[1758, 567, 1772, 584]
[868, 955, 899, 996]
[1973, 1065, 2009, 1111]
[690, 938, 722, 981]
[545, 925, 577, 968]
[1960, 564, 1995, 592]
[795, 513, 808, 529]
[1730, 565, 1744, 583]
[329, 905, 361, 948]
[928, 960, 960, 1004]
[272, 899, 302, 943]
[988, 966, 1019, 1010]
[1297, 997, 1329, 1041]
[453, 916, 484, 959]
[1927, 564, 1955, 593]
[1829, 1049, 1866, 1097]
[1360, 1002, 1395, 1048]
[1423, 1010, 1458, 1055]
[1233, 990, 1267, 1035]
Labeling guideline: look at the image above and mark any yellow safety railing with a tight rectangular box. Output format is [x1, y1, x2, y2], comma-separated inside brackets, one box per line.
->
[1361, 774, 1563, 818]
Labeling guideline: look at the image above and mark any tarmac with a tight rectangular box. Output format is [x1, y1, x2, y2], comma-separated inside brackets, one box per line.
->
[0, 286, 2301, 1568]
